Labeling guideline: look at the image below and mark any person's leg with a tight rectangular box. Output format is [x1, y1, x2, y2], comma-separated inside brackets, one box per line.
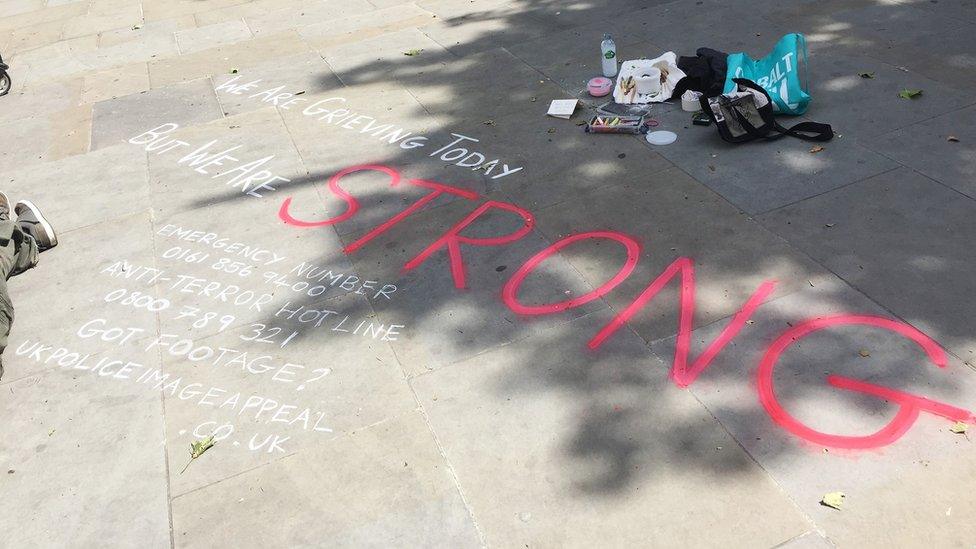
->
[0, 195, 55, 379]
[7, 226, 38, 278]
[0, 220, 20, 279]
[0, 193, 19, 379]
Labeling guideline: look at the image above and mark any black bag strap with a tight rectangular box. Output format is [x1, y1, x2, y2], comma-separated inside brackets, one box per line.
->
[730, 78, 834, 142]
[772, 120, 834, 141]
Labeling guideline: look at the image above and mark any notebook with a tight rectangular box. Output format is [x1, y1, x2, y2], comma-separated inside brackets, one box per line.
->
[546, 99, 579, 119]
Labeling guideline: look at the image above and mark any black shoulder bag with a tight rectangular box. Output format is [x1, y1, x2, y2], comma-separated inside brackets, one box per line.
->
[699, 78, 833, 144]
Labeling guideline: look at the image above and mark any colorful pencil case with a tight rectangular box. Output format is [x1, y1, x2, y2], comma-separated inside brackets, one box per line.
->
[585, 115, 646, 134]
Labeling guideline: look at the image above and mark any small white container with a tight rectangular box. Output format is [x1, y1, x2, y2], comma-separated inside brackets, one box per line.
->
[681, 90, 703, 112]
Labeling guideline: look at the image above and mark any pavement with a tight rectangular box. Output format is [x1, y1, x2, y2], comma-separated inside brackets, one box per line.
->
[1, 0, 976, 547]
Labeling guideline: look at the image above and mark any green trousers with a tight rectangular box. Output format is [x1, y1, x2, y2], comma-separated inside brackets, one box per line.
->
[0, 219, 39, 379]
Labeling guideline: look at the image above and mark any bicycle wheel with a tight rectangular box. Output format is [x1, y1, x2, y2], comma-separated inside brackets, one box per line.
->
[0, 72, 10, 96]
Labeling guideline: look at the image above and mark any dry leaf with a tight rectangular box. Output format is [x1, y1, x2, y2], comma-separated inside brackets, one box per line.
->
[858, 71, 875, 79]
[403, 49, 423, 56]
[825, 223, 835, 228]
[180, 435, 216, 474]
[483, 119, 495, 126]
[547, 128, 556, 134]
[899, 88, 923, 99]
[947, 135, 960, 142]
[949, 421, 968, 434]
[810, 146, 824, 153]
[190, 436, 216, 459]
[858, 349, 870, 357]
[821, 492, 846, 510]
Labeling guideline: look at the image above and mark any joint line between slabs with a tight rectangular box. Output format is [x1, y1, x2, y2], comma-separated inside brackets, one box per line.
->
[406, 376, 490, 548]
[144, 151, 178, 549]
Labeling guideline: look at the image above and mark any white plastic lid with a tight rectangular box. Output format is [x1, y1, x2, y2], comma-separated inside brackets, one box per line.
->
[646, 130, 677, 145]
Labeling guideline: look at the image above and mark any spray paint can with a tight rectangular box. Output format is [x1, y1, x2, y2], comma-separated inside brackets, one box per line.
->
[601, 33, 617, 78]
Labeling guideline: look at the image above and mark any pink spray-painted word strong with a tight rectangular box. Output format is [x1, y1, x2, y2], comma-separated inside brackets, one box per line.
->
[277, 163, 976, 450]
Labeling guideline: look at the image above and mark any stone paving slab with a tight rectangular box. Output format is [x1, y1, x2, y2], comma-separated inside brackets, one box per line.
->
[0, 76, 82, 125]
[338, 192, 609, 376]
[171, 411, 482, 547]
[780, 532, 834, 549]
[0, 96, 90, 170]
[866, 104, 976, 199]
[416, 1, 546, 57]
[801, 50, 972, 140]
[191, 0, 303, 27]
[210, 53, 343, 117]
[411, 311, 812, 547]
[505, 21, 649, 92]
[61, 4, 143, 40]
[81, 62, 151, 104]
[147, 31, 312, 88]
[2, 213, 159, 382]
[142, 106, 309, 214]
[92, 78, 224, 150]
[0, 0, 44, 18]
[909, 0, 976, 24]
[495, 128, 674, 211]
[244, 0, 376, 37]
[516, 0, 660, 32]
[650, 276, 976, 547]
[396, 46, 570, 121]
[8, 36, 97, 85]
[160, 289, 417, 496]
[298, 4, 436, 52]
[318, 27, 452, 85]
[635, 102, 899, 214]
[4, 0, 976, 546]
[141, 0, 254, 22]
[0, 116, 56, 169]
[0, 18, 63, 56]
[765, 1, 970, 57]
[865, 22, 976, 94]
[0, 1, 85, 33]
[175, 20, 254, 55]
[532, 166, 831, 345]
[759, 167, 976, 363]
[615, 2, 792, 57]
[0, 143, 149, 233]
[0, 365, 170, 548]
[97, 18, 196, 49]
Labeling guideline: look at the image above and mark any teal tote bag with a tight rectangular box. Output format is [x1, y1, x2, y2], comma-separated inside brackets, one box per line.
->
[724, 33, 811, 115]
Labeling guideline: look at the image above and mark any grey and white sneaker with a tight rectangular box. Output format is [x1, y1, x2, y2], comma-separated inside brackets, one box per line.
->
[0, 191, 10, 222]
[15, 200, 57, 250]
